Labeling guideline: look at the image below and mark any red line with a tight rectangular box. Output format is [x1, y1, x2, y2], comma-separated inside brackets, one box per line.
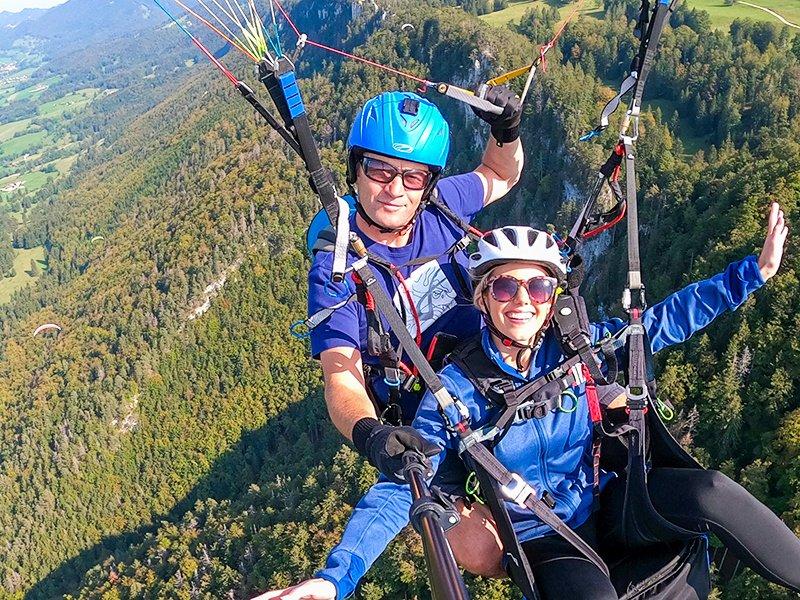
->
[272, 0, 429, 85]
[192, 38, 238, 85]
[393, 269, 423, 347]
[537, 3, 580, 72]
[583, 202, 627, 239]
[552, 3, 580, 43]
[306, 39, 429, 85]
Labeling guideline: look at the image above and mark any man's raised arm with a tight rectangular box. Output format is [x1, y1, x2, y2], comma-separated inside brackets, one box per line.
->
[471, 85, 525, 206]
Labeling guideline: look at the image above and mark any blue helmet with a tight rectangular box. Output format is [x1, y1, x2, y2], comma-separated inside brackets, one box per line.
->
[347, 91, 450, 184]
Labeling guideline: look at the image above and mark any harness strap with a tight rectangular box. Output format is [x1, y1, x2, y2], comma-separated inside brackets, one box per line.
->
[583, 364, 603, 496]
[261, 59, 349, 282]
[493, 355, 583, 431]
[426, 191, 484, 240]
[462, 440, 609, 576]
[472, 465, 541, 600]
[553, 293, 618, 385]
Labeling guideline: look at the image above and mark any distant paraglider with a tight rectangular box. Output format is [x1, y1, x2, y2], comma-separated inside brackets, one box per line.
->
[32, 323, 62, 338]
[90, 236, 105, 244]
[401, 23, 414, 32]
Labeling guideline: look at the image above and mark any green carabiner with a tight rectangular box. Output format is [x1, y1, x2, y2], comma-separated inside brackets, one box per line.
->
[558, 389, 579, 413]
[465, 471, 484, 505]
[657, 398, 675, 421]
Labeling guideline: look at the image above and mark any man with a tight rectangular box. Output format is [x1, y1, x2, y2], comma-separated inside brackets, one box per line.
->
[307, 86, 523, 576]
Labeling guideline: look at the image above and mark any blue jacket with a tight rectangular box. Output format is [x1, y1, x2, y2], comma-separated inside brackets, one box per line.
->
[317, 256, 765, 599]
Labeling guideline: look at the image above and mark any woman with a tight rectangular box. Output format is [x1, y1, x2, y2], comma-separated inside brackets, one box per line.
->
[259, 203, 798, 600]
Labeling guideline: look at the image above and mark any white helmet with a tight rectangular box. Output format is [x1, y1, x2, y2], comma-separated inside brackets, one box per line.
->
[469, 226, 568, 282]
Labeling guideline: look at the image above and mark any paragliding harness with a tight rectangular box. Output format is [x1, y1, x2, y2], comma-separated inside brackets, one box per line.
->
[437, 0, 713, 593]
[246, 51, 613, 591]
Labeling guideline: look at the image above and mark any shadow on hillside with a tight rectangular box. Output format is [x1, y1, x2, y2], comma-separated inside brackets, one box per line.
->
[27, 392, 341, 600]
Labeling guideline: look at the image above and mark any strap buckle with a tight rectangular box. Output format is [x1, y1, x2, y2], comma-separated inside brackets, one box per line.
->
[383, 368, 403, 388]
[625, 386, 649, 412]
[500, 473, 536, 507]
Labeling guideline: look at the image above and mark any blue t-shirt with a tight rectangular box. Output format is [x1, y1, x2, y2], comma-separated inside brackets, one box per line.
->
[307, 173, 485, 418]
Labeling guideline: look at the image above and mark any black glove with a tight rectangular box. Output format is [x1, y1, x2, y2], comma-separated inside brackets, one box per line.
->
[471, 84, 522, 144]
[353, 418, 440, 484]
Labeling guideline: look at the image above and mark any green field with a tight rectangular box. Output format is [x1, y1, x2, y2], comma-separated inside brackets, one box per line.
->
[4, 74, 62, 104]
[479, 0, 799, 29]
[0, 246, 45, 304]
[50, 153, 79, 174]
[644, 98, 710, 155]
[0, 169, 53, 200]
[0, 130, 49, 158]
[479, 0, 539, 26]
[37, 87, 101, 116]
[0, 118, 33, 144]
[687, 0, 799, 30]
[479, 0, 603, 27]
[18, 170, 51, 192]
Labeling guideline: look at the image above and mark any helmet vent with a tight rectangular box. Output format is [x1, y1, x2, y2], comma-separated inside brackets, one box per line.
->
[502, 227, 517, 245]
[545, 235, 555, 249]
[484, 233, 497, 247]
[401, 98, 420, 116]
[527, 229, 537, 246]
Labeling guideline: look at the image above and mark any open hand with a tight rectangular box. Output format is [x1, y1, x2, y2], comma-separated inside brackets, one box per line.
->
[251, 578, 336, 600]
[758, 202, 789, 281]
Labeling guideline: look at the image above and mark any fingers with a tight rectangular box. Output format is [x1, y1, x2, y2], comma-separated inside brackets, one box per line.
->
[254, 586, 309, 600]
[768, 202, 789, 242]
[254, 589, 302, 600]
[767, 202, 780, 234]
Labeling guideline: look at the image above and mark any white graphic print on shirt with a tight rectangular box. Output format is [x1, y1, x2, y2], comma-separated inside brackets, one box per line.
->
[393, 259, 457, 339]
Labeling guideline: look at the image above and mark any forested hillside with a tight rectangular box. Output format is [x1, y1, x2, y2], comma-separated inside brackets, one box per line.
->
[0, 0, 797, 598]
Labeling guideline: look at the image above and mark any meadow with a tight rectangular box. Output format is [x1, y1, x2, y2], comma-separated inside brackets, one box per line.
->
[0, 245, 45, 303]
[479, 0, 800, 29]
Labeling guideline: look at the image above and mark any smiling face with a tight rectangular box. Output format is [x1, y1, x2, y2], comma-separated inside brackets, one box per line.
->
[354, 152, 430, 232]
[478, 262, 557, 346]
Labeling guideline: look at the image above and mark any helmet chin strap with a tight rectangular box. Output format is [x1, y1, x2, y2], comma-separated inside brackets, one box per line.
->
[484, 303, 557, 373]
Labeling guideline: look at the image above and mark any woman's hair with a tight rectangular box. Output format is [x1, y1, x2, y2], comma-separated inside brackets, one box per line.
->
[472, 270, 492, 311]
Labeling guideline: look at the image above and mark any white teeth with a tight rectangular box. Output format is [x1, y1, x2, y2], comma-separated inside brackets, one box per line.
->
[507, 312, 533, 320]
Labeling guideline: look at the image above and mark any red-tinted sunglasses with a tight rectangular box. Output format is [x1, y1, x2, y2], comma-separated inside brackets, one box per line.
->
[487, 275, 558, 304]
[360, 156, 433, 191]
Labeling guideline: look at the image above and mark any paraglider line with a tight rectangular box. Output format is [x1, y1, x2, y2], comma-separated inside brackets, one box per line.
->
[154, 0, 239, 84]
[489, 0, 581, 92]
[172, 0, 259, 63]
[270, 0, 430, 86]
